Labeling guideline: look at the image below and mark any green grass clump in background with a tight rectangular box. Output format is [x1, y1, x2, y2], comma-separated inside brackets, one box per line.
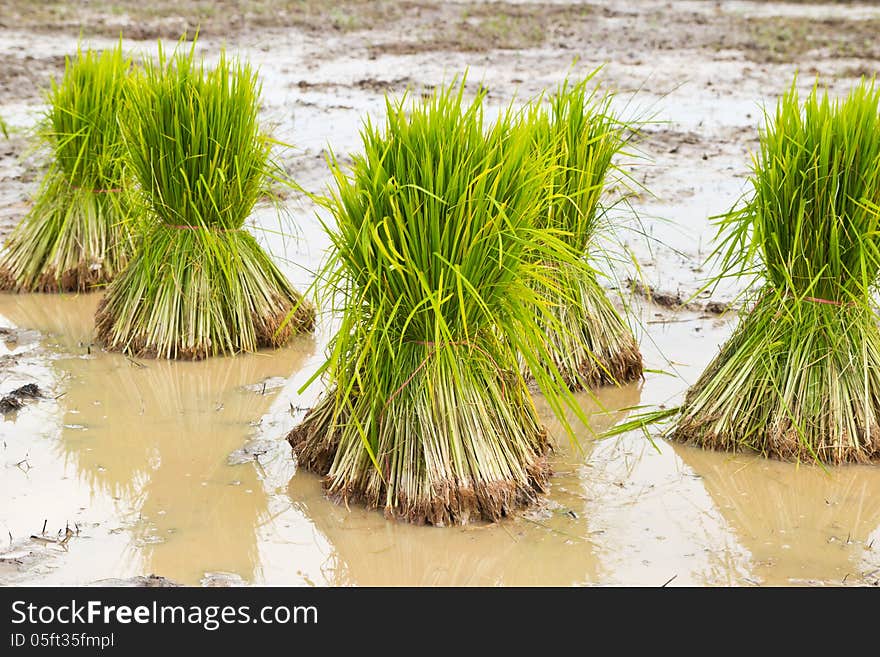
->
[95, 44, 314, 359]
[0, 42, 135, 292]
[524, 73, 642, 390]
[288, 80, 590, 525]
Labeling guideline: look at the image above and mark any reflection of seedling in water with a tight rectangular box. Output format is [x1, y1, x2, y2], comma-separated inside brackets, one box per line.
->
[59, 350, 312, 581]
[289, 79, 592, 525]
[608, 78, 880, 464]
[96, 42, 315, 359]
[0, 42, 135, 293]
[2, 288, 315, 584]
[672, 443, 880, 584]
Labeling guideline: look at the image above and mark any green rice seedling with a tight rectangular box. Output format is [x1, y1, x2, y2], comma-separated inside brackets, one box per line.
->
[524, 74, 642, 390]
[95, 44, 315, 359]
[0, 116, 7, 138]
[288, 81, 590, 525]
[609, 79, 880, 464]
[0, 43, 134, 292]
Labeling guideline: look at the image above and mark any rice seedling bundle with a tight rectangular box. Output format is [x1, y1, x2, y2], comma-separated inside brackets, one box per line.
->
[95, 45, 314, 359]
[526, 76, 642, 389]
[663, 80, 880, 463]
[0, 43, 134, 292]
[288, 82, 587, 525]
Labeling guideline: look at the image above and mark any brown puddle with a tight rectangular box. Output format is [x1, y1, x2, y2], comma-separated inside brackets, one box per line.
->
[1, 294, 879, 586]
[0, 292, 317, 585]
[670, 445, 880, 585]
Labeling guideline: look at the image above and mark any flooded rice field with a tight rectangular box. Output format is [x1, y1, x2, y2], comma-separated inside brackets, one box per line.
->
[3, 292, 879, 586]
[2, 0, 880, 586]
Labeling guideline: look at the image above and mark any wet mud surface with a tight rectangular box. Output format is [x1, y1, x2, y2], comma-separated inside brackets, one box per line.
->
[1, 1, 880, 586]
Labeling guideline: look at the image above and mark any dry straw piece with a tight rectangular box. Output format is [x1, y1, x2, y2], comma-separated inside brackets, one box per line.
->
[609, 78, 880, 464]
[95, 43, 314, 359]
[524, 74, 642, 390]
[0, 43, 135, 292]
[288, 81, 591, 525]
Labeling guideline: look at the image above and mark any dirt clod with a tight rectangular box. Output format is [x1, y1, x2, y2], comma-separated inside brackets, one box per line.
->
[0, 383, 41, 414]
[627, 279, 732, 315]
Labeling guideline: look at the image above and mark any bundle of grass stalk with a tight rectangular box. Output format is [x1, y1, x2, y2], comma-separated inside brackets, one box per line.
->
[288, 82, 588, 525]
[611, 79, 880, 464]
[96, 44, 314, 359]
[525, 75, 642, 390]
[0, 43, 134, 292]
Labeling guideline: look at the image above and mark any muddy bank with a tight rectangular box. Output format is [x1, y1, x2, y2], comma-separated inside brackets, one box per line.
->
[3, 1, 880, 63]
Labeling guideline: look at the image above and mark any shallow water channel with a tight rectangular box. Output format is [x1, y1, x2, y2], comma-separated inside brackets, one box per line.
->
[1, 292, 878, 586]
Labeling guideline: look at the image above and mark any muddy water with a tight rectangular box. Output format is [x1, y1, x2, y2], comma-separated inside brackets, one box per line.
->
[672, 446, 880, 585]
[2, 293, 879, 586]
[283, 386, 640, 587]
[0, 293, 318, 585]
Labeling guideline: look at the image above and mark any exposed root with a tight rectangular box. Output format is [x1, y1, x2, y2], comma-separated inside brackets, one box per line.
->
[95, 225, 315, 360]
[286, 392, 344, 474]
[0, 175, 134, 294]
[670, 298, 880, 464]
[530, 268, 643, 391]
[289, 350, 552, 526]
[254, 295, 316, 347]
[673, 418, 880, 464]
[96, 291, 315, 361]
[566, 335, 642, 391]
[312, 440, 551, 526]
[0, 262, 114, 293]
